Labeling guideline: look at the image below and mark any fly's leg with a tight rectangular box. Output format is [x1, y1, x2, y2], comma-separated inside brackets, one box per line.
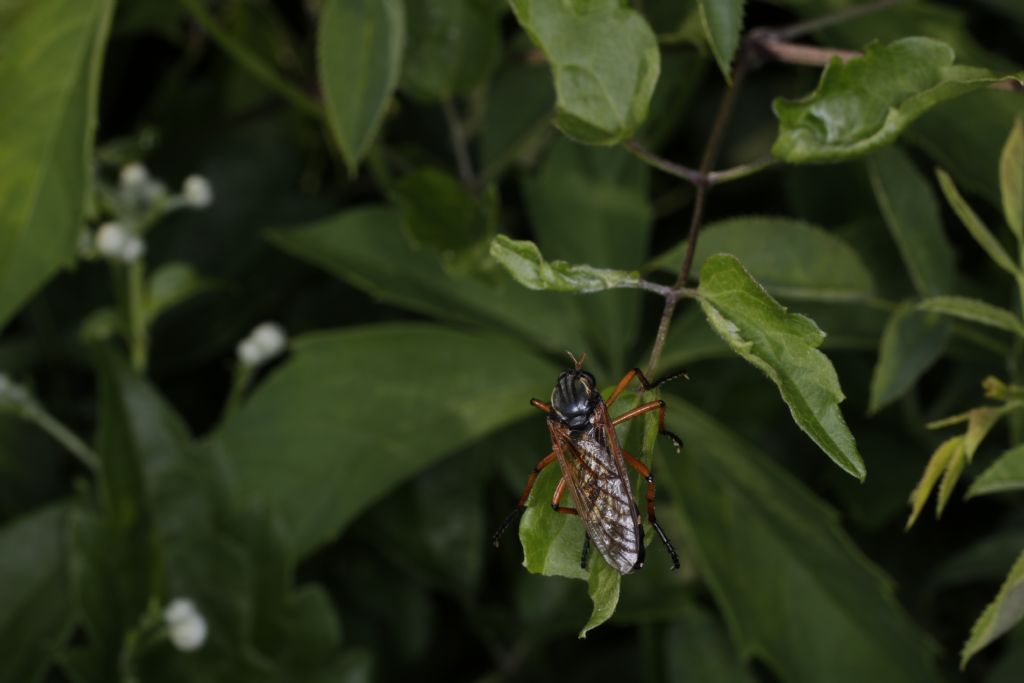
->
[550, 476, 579, 516]
[604, 367, 688, 407]
[623, 451, 680, 570]
[491, 451, 556, 547]
[530, 398, 551, 413]
[580, 534, 591, 570]
[611, 400, 684, 453]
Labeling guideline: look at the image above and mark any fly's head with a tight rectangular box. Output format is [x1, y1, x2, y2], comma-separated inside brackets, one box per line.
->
[551, 365, 599, 430]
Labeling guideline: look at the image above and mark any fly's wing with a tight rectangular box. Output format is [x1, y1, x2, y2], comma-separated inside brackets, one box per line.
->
[549, 405, 643, 575]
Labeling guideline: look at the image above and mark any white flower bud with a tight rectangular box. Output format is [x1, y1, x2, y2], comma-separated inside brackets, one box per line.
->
[119, 162, 150, 189]
[95, 222, 130, 259]
[119, 234, 146, 263]
[250, 322, 287, 359]
[163, 598, 208, 652]
[236, 337, 263, 366]
[182, 174, 213, 208]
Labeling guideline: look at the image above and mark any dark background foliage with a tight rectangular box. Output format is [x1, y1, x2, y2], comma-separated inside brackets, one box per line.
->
[2, 0, 1024, 681]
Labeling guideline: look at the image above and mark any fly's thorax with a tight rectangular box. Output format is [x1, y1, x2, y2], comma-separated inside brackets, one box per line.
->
[550, 369, 600, 429]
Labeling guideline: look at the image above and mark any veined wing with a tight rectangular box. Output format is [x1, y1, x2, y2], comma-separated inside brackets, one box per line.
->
[549, 402, 644, 575]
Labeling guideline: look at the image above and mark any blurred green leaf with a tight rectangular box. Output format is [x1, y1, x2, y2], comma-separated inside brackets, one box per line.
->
[146, 261, 212, 323]
[696, 0, 744, 81]
[393, 168, 495, 262]
[962, 551, 1024, 668]
[400, 0, 499, 102]
[215, 324, 559, 557]
[936, 440, 968, 516]
[665, 604, 756, 683]
[906, 435, 964, 529]
[664, 401, 941, 683]
[936, 168, 1020, 276]
[480, 65, 554, 181]
[968, 444, 1024, 498]
[651, 216, 875, 302]
[869, 304, 950, 414]
[918, 296, 1024, 337]
[318, 0, 404, 176]
[698, 254, 865, 479]
[867, 146, 955, 296]
[491, 235, 641, 293]
[1000, 117, 1024, 240]
[509, 0, 660, 145]
[0, 504, 71, 683]
[267, 206, 588, 354]
[521, 140, 651, 372]
[773, 37, 1024, 163]
[0, 0, 114, 329]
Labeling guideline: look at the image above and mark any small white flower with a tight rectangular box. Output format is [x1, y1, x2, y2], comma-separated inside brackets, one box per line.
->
[163, 598, 208, 652]
[250, 322, 287, 358]
[120, 234, 146, 263]
[119, 162, 150, 190]
[236, 337, 263, 366]
[95, 222, 130, 259]
[182, 174, 214, 208]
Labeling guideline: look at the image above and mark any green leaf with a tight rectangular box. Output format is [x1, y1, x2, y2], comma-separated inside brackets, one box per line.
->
[145, 261, 212, 323]
[480, 65, 555, 181]
[962, 551, 1024, 668]
[509, 0, 660, 145]
[1000, 117, 1024, 240]
[665, 401, 941, 683]
[906, 435, 963, 529]
[867, 146, 955, 296]
[935, 168, 1020, 276]
[520, 140, 652, 371]
[400, 0, 499, 102]
[696, 0, 744, 81]
[868, 303, 951, 414]
[772, 37, 1024, 163]
[0, 0, 115, 330]
[918, 296, 1024, 337]
[968, 444, 1024, 497]
[318, 0, 404, 176]
[267, 206, 589, 354]
[215, 323, 559, 557]
[0, 505, 71, 683]
[393, 168, 495, 259]
[697, 254, 865, 479]
[490, 235, 641, 294]
[936, 441, 968, 517]
[581, 559, 620, 638]
[665, 604, 757, 683]
[965, 406, 1006, 461]
[651, 216, 875, 302]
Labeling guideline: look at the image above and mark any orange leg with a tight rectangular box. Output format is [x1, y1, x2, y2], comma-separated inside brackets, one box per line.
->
[612, 400, 683, 453]
[492, 451, 556, 547]
[623, 451, 680, 570]
[530, 398, 551, 413]
[550, 477, 579, 516]
[605, 367, 688, 407]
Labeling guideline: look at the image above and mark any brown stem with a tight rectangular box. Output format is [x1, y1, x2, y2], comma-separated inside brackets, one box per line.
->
[753, 40, 860, 67]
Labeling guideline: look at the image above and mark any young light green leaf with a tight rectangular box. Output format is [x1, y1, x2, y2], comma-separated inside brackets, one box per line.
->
[215, 324, 559, 557]
[696, 0, 744, 81]
[906, 435, 963, 529]
[967, 444, 1024, 498]
[773, 37, 1024, 163]
[868, 304, 950, 414]
[936, 442, 967, 517]
[936, 168, 1020, 276]
[965, 406, 1006, 461]
[1001, 117, 1024, 240]
[581, 559, 620, 638]
[698, 254, 865, 479]
[508, 0, 660, 145]
[664, 403, 941, 683]
[918, 296, 1024, 337]
[0, 0, 115, 330]
[0, 505, 71, 683]
[490, 235, 641, 294]
[267, 206, 590, 354]
[650, 216, 875, 302]
[318, 0, 405, 176]
[867, 146, 955, 296]
[961, 551, 1024, 668]
[400, 0, 499, 102]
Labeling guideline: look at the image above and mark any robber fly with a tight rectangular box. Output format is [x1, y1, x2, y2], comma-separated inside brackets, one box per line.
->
[492, 353, 684, 575]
